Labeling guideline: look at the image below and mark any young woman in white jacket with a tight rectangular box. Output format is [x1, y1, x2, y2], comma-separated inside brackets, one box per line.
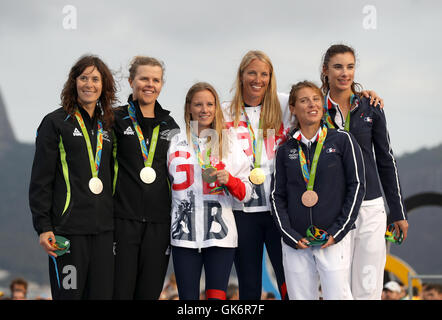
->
[167, 82, 252, 300]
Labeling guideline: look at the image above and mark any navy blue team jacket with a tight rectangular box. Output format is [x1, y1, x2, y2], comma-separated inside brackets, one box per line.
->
[325, 95, 407, 223]
[270, 126, 365, 249]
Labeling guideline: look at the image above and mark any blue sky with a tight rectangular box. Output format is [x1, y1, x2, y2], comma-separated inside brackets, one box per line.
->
[1, 0, 441, 156]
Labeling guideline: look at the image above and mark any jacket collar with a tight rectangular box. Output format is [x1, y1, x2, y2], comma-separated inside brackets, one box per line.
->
[325, 91, 360, 112]
[127, 94, 171, 125]
[292, 126, 322, 146]
[288, 121, 325, 144]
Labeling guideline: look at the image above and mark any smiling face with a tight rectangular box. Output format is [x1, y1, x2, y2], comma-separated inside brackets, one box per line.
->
[189, 89, 216, 133]
[323, 52, 355, 94]
[129, 64, 163, 107]
[76, 65, 102, 108]
[241, 58, 271, 106]
[290, 87, 324, 128]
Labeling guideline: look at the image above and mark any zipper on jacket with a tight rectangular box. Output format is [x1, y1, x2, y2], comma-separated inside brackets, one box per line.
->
[306, 142, 314, 227]
[306, 141, 312, 171]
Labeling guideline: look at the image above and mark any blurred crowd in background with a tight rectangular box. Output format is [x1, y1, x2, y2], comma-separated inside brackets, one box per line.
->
[1, 274, 441, 300]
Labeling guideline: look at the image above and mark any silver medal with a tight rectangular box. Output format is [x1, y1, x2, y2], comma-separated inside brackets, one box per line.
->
[89, 177, 103, 195]
[140, 167, 156, 184]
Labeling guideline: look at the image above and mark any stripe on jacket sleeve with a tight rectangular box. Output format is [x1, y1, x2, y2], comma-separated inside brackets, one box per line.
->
[270, 147, 298, 245]
[59, 136, 71, 215]
[112, 130, 118, 195]
[383, 122, 406, 220]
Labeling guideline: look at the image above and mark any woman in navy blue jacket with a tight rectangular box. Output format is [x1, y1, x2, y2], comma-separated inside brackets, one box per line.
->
[271, 81, 365, 300]
[320, 44, 408, 299]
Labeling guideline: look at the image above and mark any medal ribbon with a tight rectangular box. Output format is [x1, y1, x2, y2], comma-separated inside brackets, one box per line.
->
[323, 92, 357, 132]
[128, 102, 160, 168]
[190, 132, 212, 169]
[191, 133, 226, 195]
[74, 108, 103, 178]
[298, 126, 328, 191]
[242, 106, 263, 168]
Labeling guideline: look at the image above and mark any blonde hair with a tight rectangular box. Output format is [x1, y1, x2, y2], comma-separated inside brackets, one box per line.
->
[184, 82, 226, 158]
[128, 55, 165, 81]
[230, 50, 282, 137]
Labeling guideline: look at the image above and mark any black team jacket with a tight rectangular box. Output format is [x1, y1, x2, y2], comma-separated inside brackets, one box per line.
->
[29, 106, 114, 235]
[112, 95, 179, 223]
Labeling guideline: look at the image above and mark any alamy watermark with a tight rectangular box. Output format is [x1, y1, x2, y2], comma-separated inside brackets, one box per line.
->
[62, 5, 77, 30]
[362, 5, 377, 30]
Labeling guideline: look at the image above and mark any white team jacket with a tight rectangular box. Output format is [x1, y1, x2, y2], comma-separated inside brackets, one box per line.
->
[221, 92, 292, 213]
[167, 129, 252, 249]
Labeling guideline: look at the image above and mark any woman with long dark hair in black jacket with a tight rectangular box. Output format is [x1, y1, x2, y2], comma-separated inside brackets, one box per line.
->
[29, 55, 117, 299]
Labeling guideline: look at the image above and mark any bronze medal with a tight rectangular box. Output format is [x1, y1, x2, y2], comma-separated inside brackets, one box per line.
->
[202, 167, 217, 183]
[301, 190, 318, 207]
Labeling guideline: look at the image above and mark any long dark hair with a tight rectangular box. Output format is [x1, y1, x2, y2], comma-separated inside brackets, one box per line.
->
[320, 44, 363, 96]
[60, 55, 116, 130]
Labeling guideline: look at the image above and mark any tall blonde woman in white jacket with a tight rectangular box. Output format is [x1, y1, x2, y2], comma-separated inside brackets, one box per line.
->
[168, 82, 252, 300]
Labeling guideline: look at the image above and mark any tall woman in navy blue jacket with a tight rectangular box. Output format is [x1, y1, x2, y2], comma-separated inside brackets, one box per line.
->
[320, 44, 408, 300]
[271, 81, 365, 300]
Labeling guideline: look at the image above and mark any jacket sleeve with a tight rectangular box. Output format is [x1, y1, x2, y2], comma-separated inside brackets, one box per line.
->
[328, 131, 366, 243]
[372, 107, 407, 223]
[167, 116, 181, 138]
[164, 118, 181, 188]
[28, 115, 59, 235]
[223, 129, 252, 203]
[270, 144, 303, 249]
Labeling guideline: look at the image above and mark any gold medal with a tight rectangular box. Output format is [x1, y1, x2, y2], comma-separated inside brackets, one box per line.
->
[301, 190, 318, 207]
[89, 177, 103, 195]
[202, 167, 217, 183]
[140, 167, 156, 184]
[249, 167, 265, 185]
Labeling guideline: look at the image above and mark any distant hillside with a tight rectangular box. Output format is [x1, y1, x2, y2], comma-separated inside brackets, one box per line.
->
[389, 144, 442, 276]
[0, 142, 41, 282]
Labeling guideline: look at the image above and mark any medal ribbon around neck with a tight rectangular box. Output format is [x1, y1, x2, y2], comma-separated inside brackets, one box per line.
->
[323, 92, 357, 132]
[74, 108, 103, 178]
[191, 132, 227, 195]
[242, 105, 264, 168]
[298, 126, 328, 191]
[128, 102, 160, 168]
[191, 132, 212, 169]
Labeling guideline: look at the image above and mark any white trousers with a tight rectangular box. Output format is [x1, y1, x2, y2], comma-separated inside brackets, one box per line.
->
[282, 235, 353, 300]
[350, 197, 387, 300]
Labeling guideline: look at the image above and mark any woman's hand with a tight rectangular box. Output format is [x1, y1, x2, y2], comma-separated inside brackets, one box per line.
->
[211, 169, 230, 185]
[296, 238, 310, 249]
[394, 219, 409, 242]
[320, 235, 336, 249]
[361, 90, 384, 108]
[39, 231, 57, 257]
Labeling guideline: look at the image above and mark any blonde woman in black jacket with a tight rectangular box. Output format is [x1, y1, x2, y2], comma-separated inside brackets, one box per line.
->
[112, 56, 179, 300]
